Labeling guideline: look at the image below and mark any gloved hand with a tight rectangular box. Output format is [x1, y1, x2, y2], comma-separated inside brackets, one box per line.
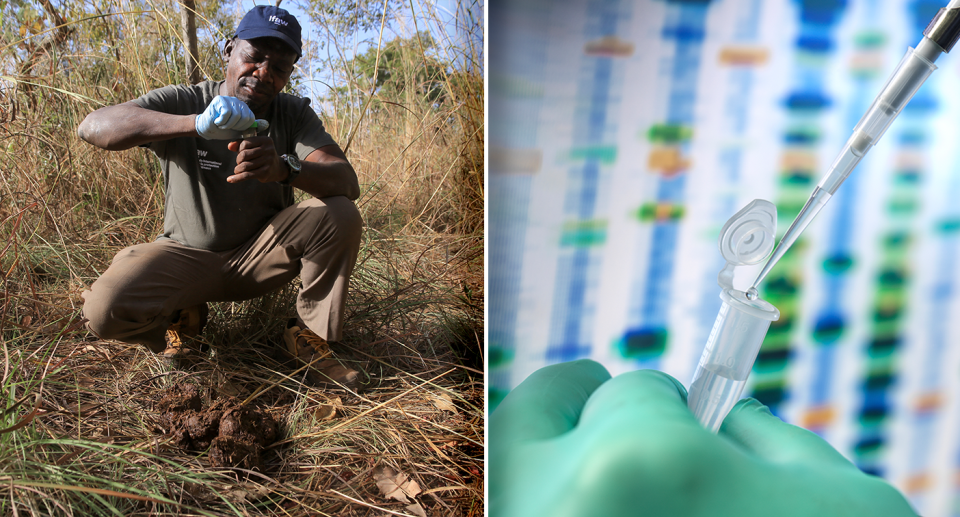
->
[490, 359, 917, 517]
[195, 96, 255, 140]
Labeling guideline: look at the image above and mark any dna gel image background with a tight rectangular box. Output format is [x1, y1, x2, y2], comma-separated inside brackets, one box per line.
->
[489, 0, 960, 514]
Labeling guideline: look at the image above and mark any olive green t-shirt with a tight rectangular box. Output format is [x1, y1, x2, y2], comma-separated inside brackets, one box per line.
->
[134, 80, 336, 251]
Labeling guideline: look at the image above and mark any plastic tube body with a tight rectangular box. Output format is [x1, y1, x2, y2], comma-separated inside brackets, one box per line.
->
[688, 289, 779, 432]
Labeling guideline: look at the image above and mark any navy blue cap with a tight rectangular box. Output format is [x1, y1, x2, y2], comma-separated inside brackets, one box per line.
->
[235, 6, 302, 58]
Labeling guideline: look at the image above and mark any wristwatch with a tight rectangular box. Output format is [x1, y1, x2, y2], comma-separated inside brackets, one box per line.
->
[278, 153, 302, 185]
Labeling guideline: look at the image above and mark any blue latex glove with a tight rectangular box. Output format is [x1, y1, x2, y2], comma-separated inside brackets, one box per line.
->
[490, 359, 917, 517]
[195, 96, 255, 140]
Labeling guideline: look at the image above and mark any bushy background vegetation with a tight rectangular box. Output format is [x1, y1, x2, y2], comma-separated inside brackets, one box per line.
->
[0, 0, 483, 515]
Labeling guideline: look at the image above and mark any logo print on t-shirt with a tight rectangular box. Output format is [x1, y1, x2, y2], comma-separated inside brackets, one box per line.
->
[197, 148, 223, 171]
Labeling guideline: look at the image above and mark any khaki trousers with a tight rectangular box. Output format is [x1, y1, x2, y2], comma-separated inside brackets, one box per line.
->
[82, 196, 362, 352]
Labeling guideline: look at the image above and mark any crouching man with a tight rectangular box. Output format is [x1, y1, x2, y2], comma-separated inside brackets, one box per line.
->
[77, 5, 361, 388]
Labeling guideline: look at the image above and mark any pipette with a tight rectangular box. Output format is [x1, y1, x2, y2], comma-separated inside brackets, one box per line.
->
[749, 2, 960, 294]
[688, 4, 960, 433]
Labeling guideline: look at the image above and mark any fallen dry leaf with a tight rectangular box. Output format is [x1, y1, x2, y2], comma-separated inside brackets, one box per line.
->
[221, 483, 271, 503]
[211, 370, 245, 398]
[77, 376, 96, 388]
[374, 466, 421, 503]
[217, 380, 242, 397]
[73, 402, 102, 417]
[430, 392, 457, 414]
[314, 396, 341, 421]
[373, 465, 427, 516]
[82, 344, 112, 360]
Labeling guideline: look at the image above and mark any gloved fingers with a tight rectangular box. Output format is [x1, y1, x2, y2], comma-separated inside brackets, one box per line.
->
[490, 359, 610, 446]
[209, 96, 228, 126]
[228, 98, 254, 129]
[219, 99, 243, 129]
[577, 369, 699, 433]
[236, 109, 255, 131]
[719, 398, 856, 469]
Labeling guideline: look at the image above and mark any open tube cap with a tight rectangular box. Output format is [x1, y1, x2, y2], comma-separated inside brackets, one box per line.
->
[717, 199, 777, 291]
[718, 199, 777, 266]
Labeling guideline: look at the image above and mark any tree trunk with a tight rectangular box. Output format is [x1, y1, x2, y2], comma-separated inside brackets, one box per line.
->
[180, 0, 201, 85]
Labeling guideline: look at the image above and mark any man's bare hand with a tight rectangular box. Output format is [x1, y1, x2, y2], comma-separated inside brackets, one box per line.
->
[226, 137, 287, 183]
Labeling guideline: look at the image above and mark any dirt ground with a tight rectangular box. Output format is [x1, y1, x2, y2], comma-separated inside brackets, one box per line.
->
[156, 383, 278, 472]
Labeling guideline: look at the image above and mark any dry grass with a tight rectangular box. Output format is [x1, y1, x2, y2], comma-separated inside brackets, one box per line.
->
[2, 312, 482, 516]
[0, 0, 483, 515]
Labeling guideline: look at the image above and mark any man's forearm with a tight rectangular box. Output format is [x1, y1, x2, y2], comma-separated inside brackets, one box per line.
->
[289, 161, 361, 200]
[283, 145, 360, 200]
[78, 102, 198, 151]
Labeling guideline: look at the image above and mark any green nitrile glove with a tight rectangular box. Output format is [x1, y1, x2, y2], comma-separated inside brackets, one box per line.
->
[490, 359, 917, 517]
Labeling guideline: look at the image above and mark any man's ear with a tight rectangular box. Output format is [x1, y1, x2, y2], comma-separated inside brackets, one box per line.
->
[222, 37, 236, 60]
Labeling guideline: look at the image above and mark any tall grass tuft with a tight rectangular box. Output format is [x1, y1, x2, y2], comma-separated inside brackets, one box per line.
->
[0, 1, 483, 515]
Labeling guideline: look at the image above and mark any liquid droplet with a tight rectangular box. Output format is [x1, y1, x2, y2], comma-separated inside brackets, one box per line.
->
[745, 287, 758, 300]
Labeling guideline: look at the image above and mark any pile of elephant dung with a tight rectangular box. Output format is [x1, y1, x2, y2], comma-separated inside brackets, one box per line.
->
[156, 383, 277, 471]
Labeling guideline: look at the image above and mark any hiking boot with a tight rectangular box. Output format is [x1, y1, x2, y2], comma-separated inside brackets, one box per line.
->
[282, 318, 359, 389]
[163, 303, 209, 359]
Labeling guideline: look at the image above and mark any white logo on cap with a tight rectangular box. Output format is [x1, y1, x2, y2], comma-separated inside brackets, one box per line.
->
[268, 15, 288, 27]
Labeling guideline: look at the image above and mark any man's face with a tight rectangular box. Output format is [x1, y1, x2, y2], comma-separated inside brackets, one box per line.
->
[222, 37, 297, 115]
